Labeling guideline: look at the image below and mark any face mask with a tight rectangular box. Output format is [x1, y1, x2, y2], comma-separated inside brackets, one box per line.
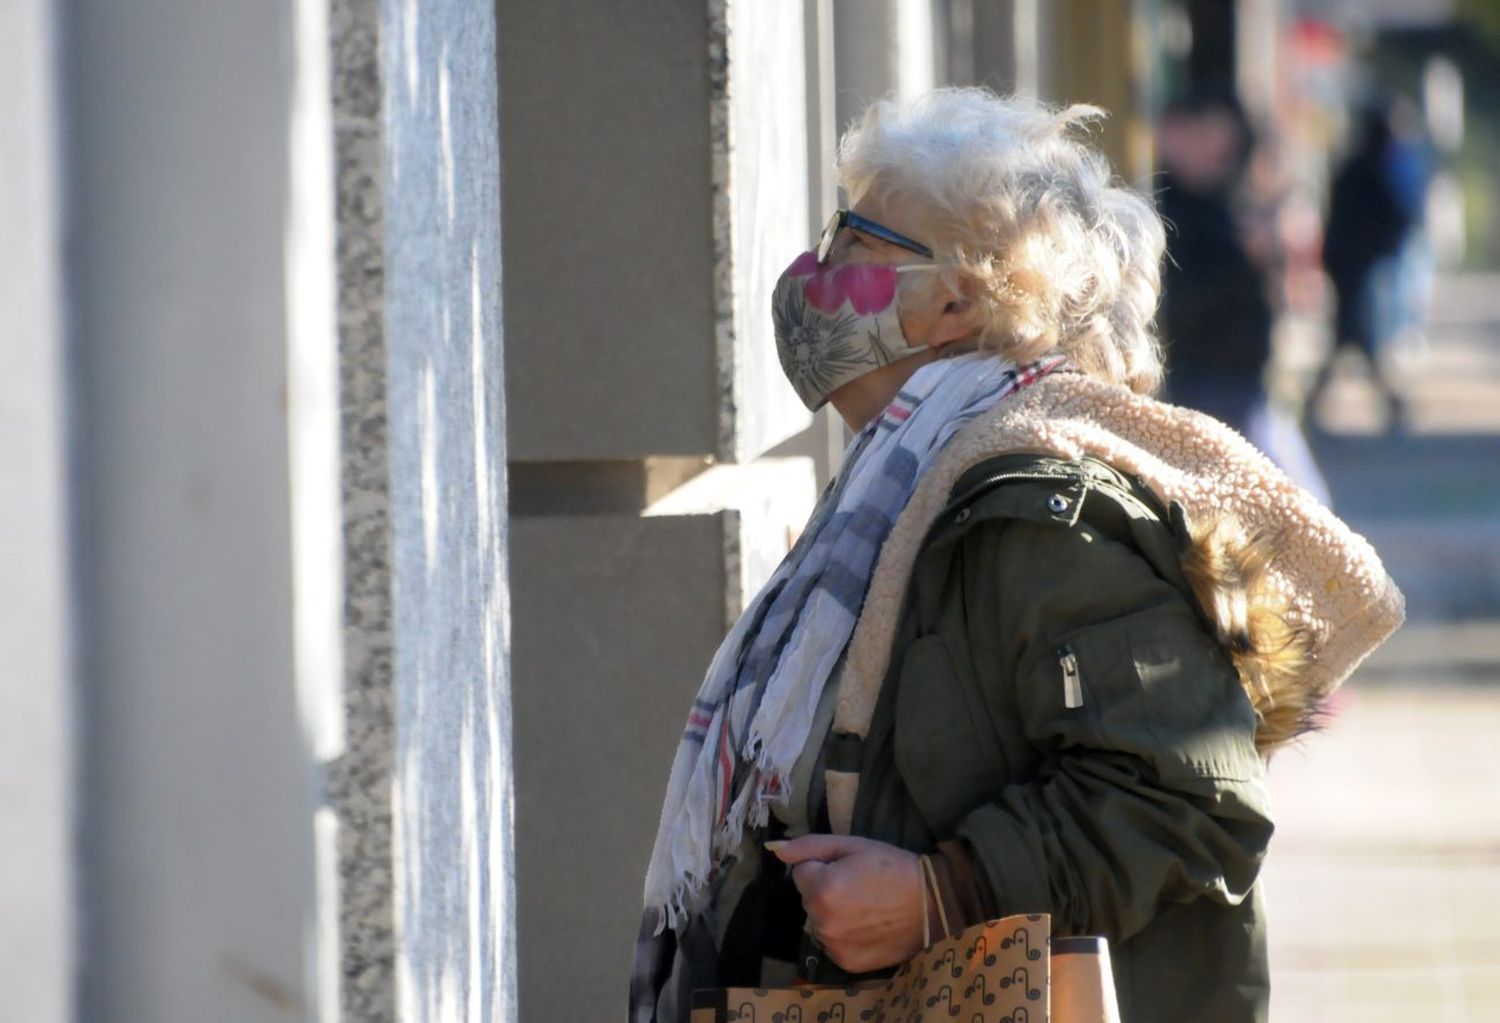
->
[772, 250, 938, 411]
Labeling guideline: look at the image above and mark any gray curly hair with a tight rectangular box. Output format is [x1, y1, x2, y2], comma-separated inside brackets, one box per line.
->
[836, 88, 1166, 394]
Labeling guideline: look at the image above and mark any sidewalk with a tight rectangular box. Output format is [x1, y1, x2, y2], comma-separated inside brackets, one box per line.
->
[1263, 273, 1500, 1022]
[1265, 676, 1500, 1021]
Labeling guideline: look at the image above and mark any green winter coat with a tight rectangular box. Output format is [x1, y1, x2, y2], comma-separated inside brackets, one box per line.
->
[647, 370, 1403, 1023]
[803, 452, 1275, 1023]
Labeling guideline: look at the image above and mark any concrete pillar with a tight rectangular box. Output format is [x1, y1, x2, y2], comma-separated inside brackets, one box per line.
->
[840, 0, 1157, 183]
[0, 1, 74, 1019]
[382, 0, 514, 1017]
[508, 457, 815, 1018]
[63, 0, 316, 1018]
[500, 2, 811, 466]
[957, 0, 1056, 98]
[834, 0, 941, 130]
[809, 0, 850, 481]
[774, 0, 849, 489]
[1050, 0, 1156, 183]
[59, 0, 513, 1017]
[320, 0, 515, 1019]
[498, 0, 824, 1017]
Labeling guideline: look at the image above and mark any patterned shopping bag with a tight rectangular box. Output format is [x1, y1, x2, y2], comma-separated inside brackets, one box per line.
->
[690, 914, 1089, 1023]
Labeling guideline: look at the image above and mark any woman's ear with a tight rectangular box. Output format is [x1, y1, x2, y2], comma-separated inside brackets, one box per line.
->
[927, 289, 981, 349]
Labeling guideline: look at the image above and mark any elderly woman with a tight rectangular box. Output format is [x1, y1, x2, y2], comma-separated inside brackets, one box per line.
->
[631, 89, 1402, 1023]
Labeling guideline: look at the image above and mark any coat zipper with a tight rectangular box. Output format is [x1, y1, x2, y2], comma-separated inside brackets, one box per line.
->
[1060, 646, 1083, 709]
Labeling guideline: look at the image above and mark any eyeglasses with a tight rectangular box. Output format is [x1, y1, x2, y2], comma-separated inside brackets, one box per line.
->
[816, 208, 934, 265]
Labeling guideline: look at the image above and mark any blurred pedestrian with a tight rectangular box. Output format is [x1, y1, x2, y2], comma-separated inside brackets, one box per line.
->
[1311, 98, 1433, 429]
[1156, 92, 1330, 502]
[1157, 93, 1270, 430]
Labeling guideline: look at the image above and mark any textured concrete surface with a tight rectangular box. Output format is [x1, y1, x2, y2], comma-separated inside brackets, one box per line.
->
[326, 1, 397, 1016]
[315, 0, 516, 1018]
[381, 0, 514, 1019]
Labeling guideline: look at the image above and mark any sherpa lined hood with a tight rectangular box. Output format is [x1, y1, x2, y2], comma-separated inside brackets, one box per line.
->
[830, 369, 1405, 769]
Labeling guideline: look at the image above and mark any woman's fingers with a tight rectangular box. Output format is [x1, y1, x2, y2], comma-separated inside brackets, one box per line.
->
[768, 835, 927, 973]
[765, 832, 869, 865]
[787, 859, 829, 904]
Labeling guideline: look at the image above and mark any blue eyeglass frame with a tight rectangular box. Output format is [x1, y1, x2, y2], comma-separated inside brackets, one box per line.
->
[816, 208, 934, 264]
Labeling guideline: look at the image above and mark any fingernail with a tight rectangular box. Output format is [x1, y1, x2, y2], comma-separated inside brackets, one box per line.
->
[764, 840, 788, 851]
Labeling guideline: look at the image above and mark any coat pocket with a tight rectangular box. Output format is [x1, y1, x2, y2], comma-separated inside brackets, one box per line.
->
[893, 634, 1006, 832]
[1046, 606, 1262, 787]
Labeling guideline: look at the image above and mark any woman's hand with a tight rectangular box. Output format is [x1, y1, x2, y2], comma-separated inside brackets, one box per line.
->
[767, 834, 925, 974]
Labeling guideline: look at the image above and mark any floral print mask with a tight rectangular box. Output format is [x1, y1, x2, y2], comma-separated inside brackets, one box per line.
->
[772, 250, 937, 411]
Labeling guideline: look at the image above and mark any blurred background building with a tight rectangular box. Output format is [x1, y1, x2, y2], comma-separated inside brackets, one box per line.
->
[4, 0, 1498, 1020]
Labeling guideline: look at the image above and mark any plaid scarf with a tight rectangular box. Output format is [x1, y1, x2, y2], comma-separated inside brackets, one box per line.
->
[630, 351, 1065, 1021]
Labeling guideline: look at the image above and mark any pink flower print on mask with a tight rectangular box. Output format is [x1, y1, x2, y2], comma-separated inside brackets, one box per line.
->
[773, 249, 933, 410]
[785, 251, 901, 316]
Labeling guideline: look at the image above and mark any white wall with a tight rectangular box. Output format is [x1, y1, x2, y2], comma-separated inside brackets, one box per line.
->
[0, 1, 74, 1019]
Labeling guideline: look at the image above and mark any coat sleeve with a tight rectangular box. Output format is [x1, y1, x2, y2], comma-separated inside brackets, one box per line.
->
[950, 515, 1274, 944]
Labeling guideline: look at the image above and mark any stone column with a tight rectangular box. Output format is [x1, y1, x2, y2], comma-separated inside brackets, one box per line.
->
[321, 0, 514, 1019]
[0, 1, 73, 1019]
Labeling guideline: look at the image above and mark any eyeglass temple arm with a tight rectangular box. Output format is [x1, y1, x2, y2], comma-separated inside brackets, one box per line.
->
[842, 210, 934, 258]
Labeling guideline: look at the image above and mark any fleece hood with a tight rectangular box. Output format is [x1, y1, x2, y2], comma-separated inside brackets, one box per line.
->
[831, 369, 1406, 764]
